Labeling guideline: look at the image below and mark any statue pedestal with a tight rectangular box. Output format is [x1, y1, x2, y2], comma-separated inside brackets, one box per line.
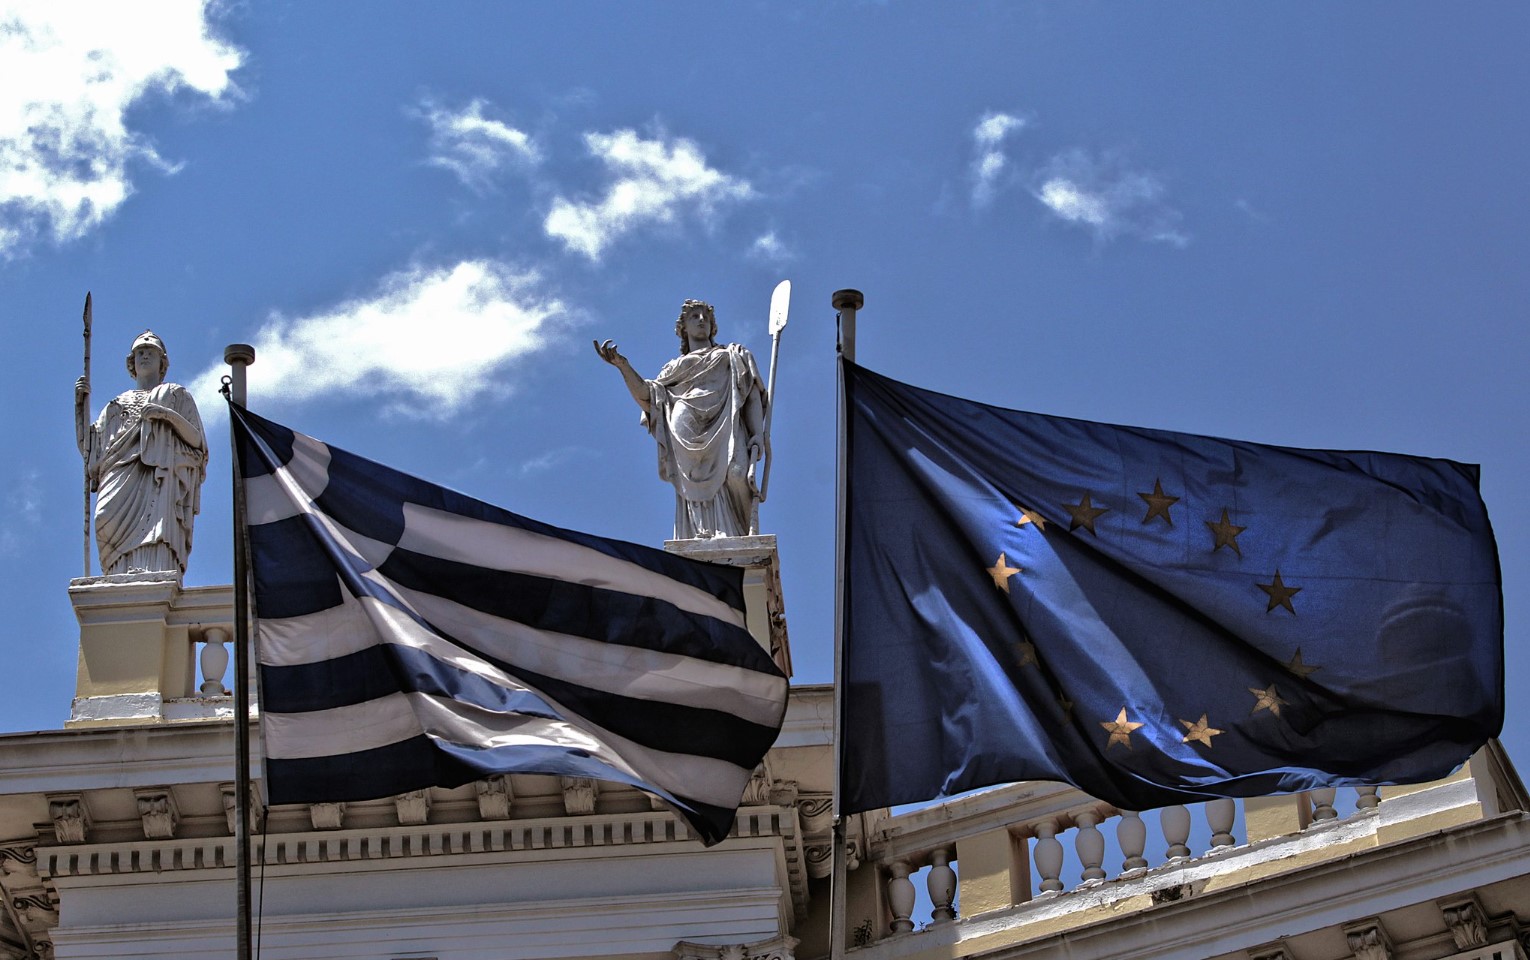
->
[66, 575, 236, 727]
[664, 534, 792, 678]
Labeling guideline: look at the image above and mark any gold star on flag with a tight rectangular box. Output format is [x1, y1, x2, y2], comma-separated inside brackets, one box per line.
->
[1015, 640, 1037, 667]
[987, 553, 1021, 592]
[1015, 508, 1048, 531]
[1179, 714, 1223, 747]
[1257, 570, 1301, 614]
[1206, 508, 1246, 556]
[1137, 479, 1180, 526]
[1100, 707, 1144, 749]
[1249, 684, 1288, 716]
[1066, 493, 1110, 535]
[1285, 648, 1319, 678]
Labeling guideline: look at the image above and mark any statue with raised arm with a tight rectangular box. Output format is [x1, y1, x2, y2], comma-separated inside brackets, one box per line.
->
[595, 299, 767, 539]
[74, 331, 207, 576]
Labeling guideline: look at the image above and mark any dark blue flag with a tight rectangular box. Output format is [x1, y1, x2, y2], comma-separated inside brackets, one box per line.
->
[232, 403, 789, 845]
[841, 361, 1502, 814]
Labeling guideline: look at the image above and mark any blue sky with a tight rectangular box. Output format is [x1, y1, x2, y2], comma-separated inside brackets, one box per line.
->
[4, 3, 1528, 775]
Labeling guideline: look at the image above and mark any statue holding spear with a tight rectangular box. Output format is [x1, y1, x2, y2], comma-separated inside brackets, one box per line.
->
[594, 282, 789, 540]
[75, 310, 208, 577]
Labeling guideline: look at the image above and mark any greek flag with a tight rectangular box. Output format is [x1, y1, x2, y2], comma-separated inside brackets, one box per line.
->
[232, 404, 789, 845]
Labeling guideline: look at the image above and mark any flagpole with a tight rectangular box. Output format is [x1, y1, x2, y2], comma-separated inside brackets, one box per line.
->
[224, 343, 256, 960]
[79, 293, 93, 577]
[830, 288, 863, 960]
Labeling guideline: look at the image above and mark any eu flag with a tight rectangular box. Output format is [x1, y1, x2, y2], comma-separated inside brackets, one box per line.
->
[841, 361, 1502, 814]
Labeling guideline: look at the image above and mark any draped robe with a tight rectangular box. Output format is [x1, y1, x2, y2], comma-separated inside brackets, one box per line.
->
[643, 343, 765, 539]
[86, 382, 207, 575]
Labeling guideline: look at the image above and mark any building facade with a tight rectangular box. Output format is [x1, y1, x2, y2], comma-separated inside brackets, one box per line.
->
[0, 538, 1524, 960]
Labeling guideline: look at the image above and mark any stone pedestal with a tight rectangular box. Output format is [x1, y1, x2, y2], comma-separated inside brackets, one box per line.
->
[66, 575, 235, 727]
[664, 534, 792, 678]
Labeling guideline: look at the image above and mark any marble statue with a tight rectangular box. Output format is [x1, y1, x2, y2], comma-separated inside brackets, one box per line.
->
[595, 299, 767, 539]
[75, 331, 207, 576]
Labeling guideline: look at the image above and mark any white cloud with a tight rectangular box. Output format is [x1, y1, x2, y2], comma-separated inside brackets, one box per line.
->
[189, 260, 568, 420]
[544, 129, 753, 261]
[748, 231, 791, 263]
[0, 0, 243, 255]
[974, 111, 1025, 149]
[1037, 179, 1111, 226]
[1032, 149, 1187, 247]
[970, 111, 1025, 207]
[416, 97, 538, 191]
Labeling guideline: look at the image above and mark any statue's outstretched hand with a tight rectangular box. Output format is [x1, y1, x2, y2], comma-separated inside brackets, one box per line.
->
[75, 375, 89, 403]
[593, 339, 625, 367]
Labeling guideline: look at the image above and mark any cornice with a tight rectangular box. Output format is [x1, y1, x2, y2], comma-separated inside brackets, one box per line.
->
[39, 806, 800, 881]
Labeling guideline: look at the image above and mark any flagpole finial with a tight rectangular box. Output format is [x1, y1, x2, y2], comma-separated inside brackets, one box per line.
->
[223, 343, 256, 406]
[832, 289, 863, 363]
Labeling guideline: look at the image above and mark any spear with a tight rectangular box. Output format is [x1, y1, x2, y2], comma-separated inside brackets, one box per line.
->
[80, 292, 92, 577]
[758, 280, 790, 502]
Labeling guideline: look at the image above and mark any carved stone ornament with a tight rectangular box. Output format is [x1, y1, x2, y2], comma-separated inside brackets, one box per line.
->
[741, 766, 772, 806]
[1343, 921, 1394, 960]
[46, 796, 89, 845]
[220, 782, 264, 836]
[768, 779, 799, 807]
[1439, 894, 1490, 950]
[12, 892, 58, 926]
[0, 843, 37, 879]
[804, 843, 832, 880]
[309, 802, 346, 831]
[134, 789, 179, 840]
[475, 776, 513, 820]
[1248, 945, 1293, 960]
[394, 789, 432, 826]
[673, 934, 799, 960]
[797, 795, 833, 836]
[560, 777, 598, 815]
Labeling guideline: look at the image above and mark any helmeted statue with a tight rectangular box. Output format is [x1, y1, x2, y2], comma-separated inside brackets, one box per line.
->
[75, 331, 207, 576]
[595, 300, 767, 539]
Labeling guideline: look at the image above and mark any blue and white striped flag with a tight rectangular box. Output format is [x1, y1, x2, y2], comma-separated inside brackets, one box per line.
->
[231, 403, 789, 845]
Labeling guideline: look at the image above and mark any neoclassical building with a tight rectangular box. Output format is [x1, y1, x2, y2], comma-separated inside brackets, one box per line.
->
[0, 534, 1525, 960]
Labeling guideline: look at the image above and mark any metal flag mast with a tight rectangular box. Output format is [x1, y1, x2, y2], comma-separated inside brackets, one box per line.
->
[223, 343, 257, 960]
[829, 287, 863, 960]
[79, 293, 92, 577]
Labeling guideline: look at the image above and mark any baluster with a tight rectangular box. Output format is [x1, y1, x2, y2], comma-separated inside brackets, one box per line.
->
[1117, 810, 1147, 874]
[1205, 798, 1237, 851]
[1075, 810, 1105, 882]
[1033, 819, 1065, 893]
[1161, 804, 1191, 860]
[200, 627, 230, 696]
[1354, 786, 1380, 810]
[887, 861, 916, 933]
[1310, 788, 1338, 822]
[927, 848, 956, 922]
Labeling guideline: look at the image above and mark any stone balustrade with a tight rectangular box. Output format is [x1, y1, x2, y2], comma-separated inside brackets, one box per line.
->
[848, 743, 1518, 949]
